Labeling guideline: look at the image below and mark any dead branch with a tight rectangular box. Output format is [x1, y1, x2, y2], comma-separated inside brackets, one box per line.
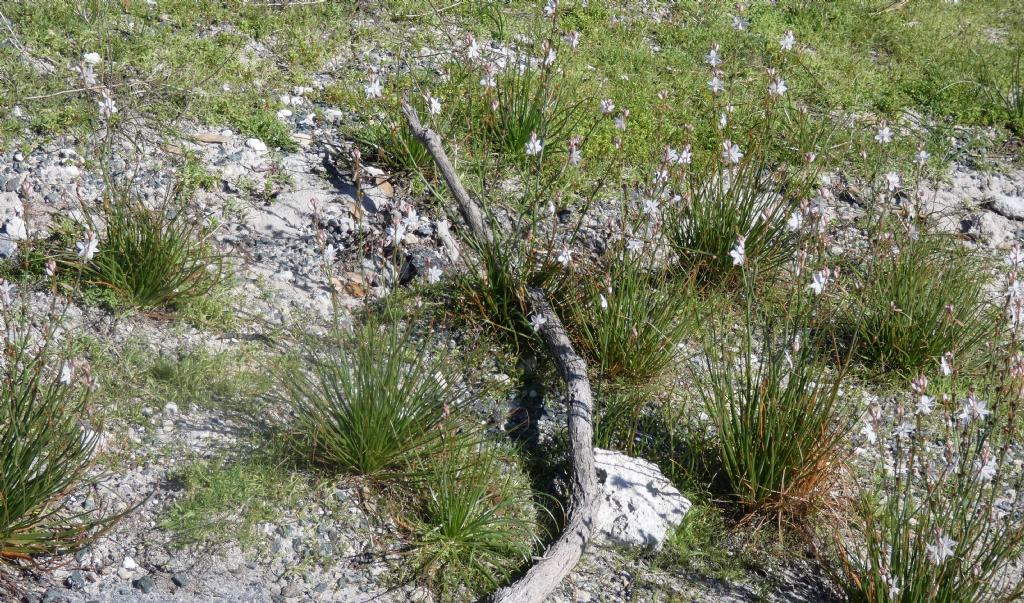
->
[401, 102, 599, 603]
[400, 102, 492, 245]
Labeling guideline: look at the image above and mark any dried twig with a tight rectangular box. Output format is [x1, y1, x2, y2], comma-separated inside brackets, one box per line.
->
[402, 101, 600, 603]
[401, 102, 492, 245]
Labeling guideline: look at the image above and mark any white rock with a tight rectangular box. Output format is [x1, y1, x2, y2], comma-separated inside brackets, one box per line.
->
[121, 556, 138, 570]
[163, 402, 178, 416]
[2, 216, 27, 240]
[322, 109, 343, 124]
[246, 138, 268, 152]
[593, 448, 690, 550]
[277, 109, 293, 119]
[990, 194, 1024, 221]
[82, 52, 102, 65]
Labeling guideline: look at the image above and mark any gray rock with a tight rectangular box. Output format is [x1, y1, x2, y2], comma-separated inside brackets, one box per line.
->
[132, 575, 156, 594]
[171, 573, 189, 588]
[593, 448, 691, 551]
[65, 570, 87, 590]
[0, 236, 18, 259]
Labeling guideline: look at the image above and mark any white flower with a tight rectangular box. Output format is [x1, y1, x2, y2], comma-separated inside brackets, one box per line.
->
[718, 112, 728, 129]
[916, 395, 935, 415]
[556, 247, 572, 265]
[768, 77, 787, 98]
[780, 30, 796, 51]
[97, 92, 117, 119]
[525, 132, 543, 156]
[666, 145, 692, 166]
[721, 139, 743, 164]
[787, 211, 803, 231]
[544, 46, 557, 66]
[45, 260, 57, 278]
[322, 243, 337, 266]
[940, 352, 954, 376]
[626, 238, 642, 254]
[82, 52, 102, 65]
[480, 64, 497, 88]
[614, 109, 628, 131]
[565, 31, 581, 49]
[530, 313, 548, 331]
[916, 149, 931, 166]
[600, 99, 616, 115]
[544, 0, 558, 17]
[467, 34, 481, 59]
[861, 419, 877, 445]
[708, 73, 725, 94]
[959, 394, 990, 424]
[427, 266, 443, 284]
[732, 15, 749, 30]
[927, 533, 957, 565]
[386, 223, 407, 246]
[364, 75, 383, 99]
[568, 137, 582, 165]
[808, 268, 831, 295]
[0, 279, 15, 305]
[77, 231, 99, 261]
[60, 361, 75, 385]
[705, 43, 723, 67]
[729, 236, 746, 266]
[893, 421, 915, 439]
[424, 92, 442, 116]
[885, 172, 901, 192]
[599, 293, 608, 310]
[76, 63, 97, 86]
[875, 123, 893, 144]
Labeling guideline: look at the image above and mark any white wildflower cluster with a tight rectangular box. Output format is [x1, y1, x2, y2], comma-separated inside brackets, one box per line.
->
[1006, 242, 1024, 328]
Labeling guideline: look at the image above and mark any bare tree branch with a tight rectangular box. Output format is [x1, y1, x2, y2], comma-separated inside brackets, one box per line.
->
[401, 102, 599, 603]
[401, 102, 492, 245]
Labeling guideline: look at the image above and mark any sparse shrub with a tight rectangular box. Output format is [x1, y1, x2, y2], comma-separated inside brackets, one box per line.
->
[74, 179, 225, 310]
[408, 441, 540, 601]
[847, 231, 995, 376]
[665, 150, 812, 286]
[0, 297, 114, 566]
[836, 362, 1024, 601]
[282, 320, 468, 479]
[699, 292, 852, 517]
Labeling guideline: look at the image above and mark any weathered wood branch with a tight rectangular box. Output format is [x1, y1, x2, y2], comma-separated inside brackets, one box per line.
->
[400, 102, 492, 245]
[489, 288, 600, 603]
[401, 104, 599, 603]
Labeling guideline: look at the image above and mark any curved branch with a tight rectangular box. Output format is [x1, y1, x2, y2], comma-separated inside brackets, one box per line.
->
[400, 105, 599, 602]
[488, 288, 600, 603]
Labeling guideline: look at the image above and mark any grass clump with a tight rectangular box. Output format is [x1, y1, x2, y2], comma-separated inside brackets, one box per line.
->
[282, 320, 467, 479]
[0, 298, 116, 567]
[836, 363, 1024, 602]
[699, 288, 851, 518]
[846, 231, 995, 376]
[74, 179, 225, 311]
[407, 442, 540, 601]
[564, 238, 694, 385]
